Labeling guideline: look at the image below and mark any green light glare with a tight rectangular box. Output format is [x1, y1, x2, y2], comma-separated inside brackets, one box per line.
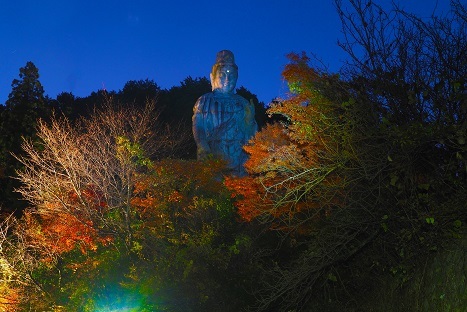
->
[93, 285, 145, 312]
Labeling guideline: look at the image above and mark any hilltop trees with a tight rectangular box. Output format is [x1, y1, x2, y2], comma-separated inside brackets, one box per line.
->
[0, 61, 51, 212]
[118, 79, 160, 106]
[2, 62, 47, 147]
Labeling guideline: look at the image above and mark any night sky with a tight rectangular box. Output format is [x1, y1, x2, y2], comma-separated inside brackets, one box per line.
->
[0, 0, 449, 105]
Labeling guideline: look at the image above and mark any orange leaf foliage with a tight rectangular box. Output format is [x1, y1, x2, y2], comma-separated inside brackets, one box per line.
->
[131, 158, 227, 228]
[23, 208, 111, 259]
[41, 213, 98, 254]
[22, 183, 113, 257]
[68, 184, 107, 214]
[0, 288, 20, 312]
[225, 52, 347, 231]
[224, 175, 270, 222]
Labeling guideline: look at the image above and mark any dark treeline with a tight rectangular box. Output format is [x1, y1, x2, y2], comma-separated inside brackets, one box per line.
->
[0, 68, 268, 214]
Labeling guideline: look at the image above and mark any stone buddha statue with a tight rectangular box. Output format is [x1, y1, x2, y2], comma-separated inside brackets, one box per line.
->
[192, 50, 257, 176]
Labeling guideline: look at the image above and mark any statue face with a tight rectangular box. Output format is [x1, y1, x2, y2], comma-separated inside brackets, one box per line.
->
[211, 65, 238, 93]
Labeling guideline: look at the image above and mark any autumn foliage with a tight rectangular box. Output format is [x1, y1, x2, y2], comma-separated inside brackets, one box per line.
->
[131, 158, 228, 238]
[1, 1, 466, 310]
[226, 53, 349, 232]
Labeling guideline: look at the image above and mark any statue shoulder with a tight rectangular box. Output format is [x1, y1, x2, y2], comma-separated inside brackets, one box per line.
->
[194, 92, 215, 111]
[197, 92, 215, 102]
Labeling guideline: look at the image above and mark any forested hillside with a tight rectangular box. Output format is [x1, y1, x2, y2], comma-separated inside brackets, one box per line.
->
[0, 1, 465, 311]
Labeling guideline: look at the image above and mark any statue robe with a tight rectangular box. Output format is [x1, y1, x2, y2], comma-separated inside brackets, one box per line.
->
[192, 91, 257, 176]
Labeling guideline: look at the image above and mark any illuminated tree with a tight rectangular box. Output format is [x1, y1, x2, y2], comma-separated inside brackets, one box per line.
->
[15, 99, 186, 244]
[0, 212, 64, 310]
[0, 99, 182, 309]
[224, 53, 369, 310]
[129, 158, 254, 311]
[227, 52, 350, 232]
[0, 97, 255, 311]
[227, 1, 467, 310]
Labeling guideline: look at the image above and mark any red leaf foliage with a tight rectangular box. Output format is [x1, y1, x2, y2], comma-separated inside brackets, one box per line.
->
[225, 52, 348, 231]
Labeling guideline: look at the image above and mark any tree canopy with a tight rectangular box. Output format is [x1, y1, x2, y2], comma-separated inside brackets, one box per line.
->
[0, 1, 466, 310]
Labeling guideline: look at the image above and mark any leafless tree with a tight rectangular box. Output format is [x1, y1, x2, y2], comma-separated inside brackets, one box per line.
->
[0, 98, 191, 309]
[336, 0, 467, 125]
[15, 98, 190, 242]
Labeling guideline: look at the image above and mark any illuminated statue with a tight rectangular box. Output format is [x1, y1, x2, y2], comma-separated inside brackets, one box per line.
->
[192, 50, 257, 176]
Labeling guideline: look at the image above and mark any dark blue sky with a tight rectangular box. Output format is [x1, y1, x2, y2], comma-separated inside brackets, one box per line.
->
[1, 0, 448, 104]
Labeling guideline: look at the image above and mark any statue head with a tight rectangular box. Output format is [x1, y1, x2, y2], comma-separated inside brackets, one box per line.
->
[210, 50, 239, 94]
